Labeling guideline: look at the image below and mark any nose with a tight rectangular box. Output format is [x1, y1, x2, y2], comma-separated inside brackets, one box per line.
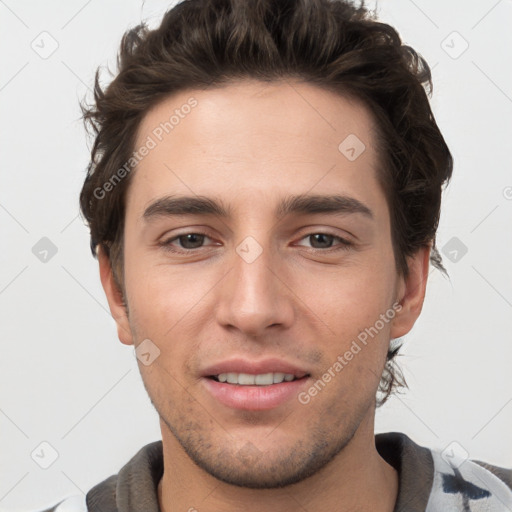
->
[215, 237, 295, 338]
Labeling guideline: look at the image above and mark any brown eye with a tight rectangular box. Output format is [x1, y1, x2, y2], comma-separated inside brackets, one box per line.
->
[308, 233, 335, 249]
[159, 232, 214, 253]
[175, 233, 206, 249]
[296, 232, 352, 251]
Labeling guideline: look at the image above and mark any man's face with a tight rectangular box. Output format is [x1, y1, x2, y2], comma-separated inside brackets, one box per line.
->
[105, 79, 417, 488]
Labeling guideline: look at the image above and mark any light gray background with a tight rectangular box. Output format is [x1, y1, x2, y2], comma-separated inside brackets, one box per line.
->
[1, 0, 511, 510]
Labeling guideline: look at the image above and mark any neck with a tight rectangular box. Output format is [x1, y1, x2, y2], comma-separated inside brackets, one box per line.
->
[157, 412, 398, 512]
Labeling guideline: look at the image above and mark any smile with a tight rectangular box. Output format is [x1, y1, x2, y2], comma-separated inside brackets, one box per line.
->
[203, 373, 310, 410]
[210, 372, 301, 385]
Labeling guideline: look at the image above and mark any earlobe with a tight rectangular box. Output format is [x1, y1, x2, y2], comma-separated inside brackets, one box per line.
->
[97, 246, 134, 346]
[390, 245, 431, 339]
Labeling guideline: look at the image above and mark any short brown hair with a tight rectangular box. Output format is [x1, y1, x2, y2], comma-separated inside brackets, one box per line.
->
[79, 0, 453, 405]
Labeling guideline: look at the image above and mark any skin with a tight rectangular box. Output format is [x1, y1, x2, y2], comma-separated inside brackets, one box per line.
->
[99, 79, 430, 512]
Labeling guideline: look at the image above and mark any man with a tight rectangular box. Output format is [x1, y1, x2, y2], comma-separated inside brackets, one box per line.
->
[39, 0, 511, 510]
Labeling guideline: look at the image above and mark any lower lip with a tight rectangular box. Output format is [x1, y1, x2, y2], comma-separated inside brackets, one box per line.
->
[202, 377, 309, 410]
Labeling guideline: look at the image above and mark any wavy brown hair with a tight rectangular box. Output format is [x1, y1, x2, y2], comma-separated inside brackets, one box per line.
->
[79, 0, 453, 405]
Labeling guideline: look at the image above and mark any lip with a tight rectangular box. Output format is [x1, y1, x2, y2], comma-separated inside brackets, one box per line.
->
[200, 357, 311, 411]
[202, 376, 310, 411]
[200, 357, 310, 379]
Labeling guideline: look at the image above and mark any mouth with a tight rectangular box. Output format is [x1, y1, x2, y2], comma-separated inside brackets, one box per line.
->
[200, 358, 312, 410]
[207, 372, 309, 386]
[202, 365, 311, 410]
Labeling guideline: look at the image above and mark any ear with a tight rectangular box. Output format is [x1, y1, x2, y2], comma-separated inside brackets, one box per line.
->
[97, 245, 134, 346]
[390, 244, 431, 339]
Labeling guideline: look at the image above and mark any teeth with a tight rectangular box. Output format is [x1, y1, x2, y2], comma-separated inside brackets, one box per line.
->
[216, 372, 298, 385]
[272, 372, 285, 383]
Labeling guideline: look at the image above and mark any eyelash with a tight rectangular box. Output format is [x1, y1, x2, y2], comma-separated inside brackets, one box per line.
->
[158, 231, 353, 254]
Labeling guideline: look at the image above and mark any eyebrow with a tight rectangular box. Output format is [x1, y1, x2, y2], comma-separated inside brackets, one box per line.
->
[142, 193, 374, 222]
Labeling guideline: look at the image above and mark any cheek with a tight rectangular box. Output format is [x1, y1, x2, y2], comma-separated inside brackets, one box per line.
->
[297, 256, 397, 386]
[303, 259, 395, 329]
[124, 252, 195, 325]
[123, 259, 215, 375]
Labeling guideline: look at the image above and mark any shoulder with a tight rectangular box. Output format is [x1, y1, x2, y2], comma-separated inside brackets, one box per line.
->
[31, 440, 162, 512]
[474, 459, 512, 488]
[376, 431, 512, 512]
[425, 442, 512, 511]
[35, 494, 87, 512]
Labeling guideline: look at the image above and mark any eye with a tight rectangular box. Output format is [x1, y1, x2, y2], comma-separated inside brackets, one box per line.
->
[159, 232, 215, 252]
[296, 233, 352, 251]
[158, 231, 353, 254]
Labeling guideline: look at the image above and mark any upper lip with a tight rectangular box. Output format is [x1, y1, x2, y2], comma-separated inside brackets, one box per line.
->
[201, 358, 310, 379]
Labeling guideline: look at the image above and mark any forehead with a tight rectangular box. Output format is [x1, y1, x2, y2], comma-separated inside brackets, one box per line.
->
[128, 79, 384, 219]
